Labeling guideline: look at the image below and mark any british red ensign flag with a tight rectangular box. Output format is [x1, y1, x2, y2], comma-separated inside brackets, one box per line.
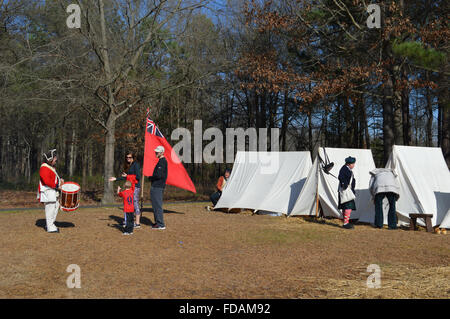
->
[143, 111, 196, 193]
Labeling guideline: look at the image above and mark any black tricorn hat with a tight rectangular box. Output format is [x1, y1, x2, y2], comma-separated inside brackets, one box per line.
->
[43, 149, 57, 162]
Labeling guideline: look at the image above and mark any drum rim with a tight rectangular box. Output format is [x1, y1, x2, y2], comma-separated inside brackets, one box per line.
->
[61, 204, 79, 212]
[61, 181, 80, 194]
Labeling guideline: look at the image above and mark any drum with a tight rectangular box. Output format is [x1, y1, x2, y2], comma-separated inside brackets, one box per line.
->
[60, 182, 81, 212]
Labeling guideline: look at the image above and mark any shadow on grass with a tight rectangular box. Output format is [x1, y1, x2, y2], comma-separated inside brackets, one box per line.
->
[113, 206, 185, 215]
[107, 215, 126, 232]
[139, 216, 155, 226]
[288, 216, 347, 229]
[35, 219, 75, 230]
[140, 207, 185, 215]
[107, 215, 157, 228]
[207, 208, 246, 214]
[108, 206, 184, 231]
[355, 221, 412, 232]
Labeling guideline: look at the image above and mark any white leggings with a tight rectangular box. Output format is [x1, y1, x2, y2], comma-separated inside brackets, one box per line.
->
[45, 201, 60, 232]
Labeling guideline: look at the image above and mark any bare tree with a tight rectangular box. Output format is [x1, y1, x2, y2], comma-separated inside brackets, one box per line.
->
[71, 0, 207, 203]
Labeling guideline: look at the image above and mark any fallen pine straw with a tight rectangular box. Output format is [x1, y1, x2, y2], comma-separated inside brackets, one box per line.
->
[312, 265, 450, 298]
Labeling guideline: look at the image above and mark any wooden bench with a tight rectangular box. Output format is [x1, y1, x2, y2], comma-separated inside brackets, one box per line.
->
[409, 213, 433, 232]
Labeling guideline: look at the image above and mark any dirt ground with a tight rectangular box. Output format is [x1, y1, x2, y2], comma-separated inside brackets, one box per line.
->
[0, 202, 449, 299]
[0, 188, 207, 209]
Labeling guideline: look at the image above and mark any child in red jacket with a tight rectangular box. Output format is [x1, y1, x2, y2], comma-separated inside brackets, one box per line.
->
[117, 181, 134, 235]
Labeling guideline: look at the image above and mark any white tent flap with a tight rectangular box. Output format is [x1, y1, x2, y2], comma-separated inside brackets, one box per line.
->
[215, 151, 312, 215]
[384, 145, 450, 228]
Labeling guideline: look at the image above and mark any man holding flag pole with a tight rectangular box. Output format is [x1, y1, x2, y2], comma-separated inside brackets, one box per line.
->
[149, 146, 168, 229]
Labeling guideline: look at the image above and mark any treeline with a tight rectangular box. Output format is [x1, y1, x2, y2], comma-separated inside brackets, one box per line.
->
[238, 0, 449, 165]
[0, 0, 448, 201]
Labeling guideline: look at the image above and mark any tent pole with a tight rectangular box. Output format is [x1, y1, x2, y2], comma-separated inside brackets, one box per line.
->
[315, 191, 319, 218]
[315, 151, 320, 218]
[141, 109, 149, 212]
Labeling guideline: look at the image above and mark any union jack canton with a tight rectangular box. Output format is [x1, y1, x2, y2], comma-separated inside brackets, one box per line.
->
[146, 118, 164, 138]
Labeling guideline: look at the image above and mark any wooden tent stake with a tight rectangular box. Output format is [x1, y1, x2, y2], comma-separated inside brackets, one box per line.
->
[315, 155, 320, 218]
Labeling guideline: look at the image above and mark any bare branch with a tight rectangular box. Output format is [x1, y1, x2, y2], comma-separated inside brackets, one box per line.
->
[81, 104, 108, 130]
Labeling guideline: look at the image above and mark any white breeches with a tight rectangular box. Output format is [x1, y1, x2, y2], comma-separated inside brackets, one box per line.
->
[45, 201, 60, 232]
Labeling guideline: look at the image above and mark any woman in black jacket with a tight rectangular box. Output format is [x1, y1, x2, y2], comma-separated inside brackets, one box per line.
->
[338, 156, 356, 229]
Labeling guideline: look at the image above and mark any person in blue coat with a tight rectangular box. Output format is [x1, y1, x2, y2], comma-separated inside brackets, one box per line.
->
[149, 146, 168, 230]
[338, 156, 356, 229]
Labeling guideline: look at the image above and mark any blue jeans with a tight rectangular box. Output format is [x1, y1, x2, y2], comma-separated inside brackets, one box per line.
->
[210, 191, 222, 206]
[124, 212, 134, 233]
[150, 187, 165, 227]
[374, 192, 397, 229]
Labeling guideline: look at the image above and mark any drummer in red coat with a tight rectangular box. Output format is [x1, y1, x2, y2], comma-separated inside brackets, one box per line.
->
[37, 149, 64, 233]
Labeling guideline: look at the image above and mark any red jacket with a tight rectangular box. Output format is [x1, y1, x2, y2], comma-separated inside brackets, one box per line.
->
[118, 188, 134, 213]
[39, 163, 59, 189]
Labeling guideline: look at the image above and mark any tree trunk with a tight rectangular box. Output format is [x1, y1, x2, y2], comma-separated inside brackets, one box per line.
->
[102, 115, 116, 204]
[426, 85, 433, 147]
[281, 91, 288, 151]
[69, 128, 76, 177]
[437, 100, 442, 147]
[363, 103, 370, 149]
[383, 79, 395, 164]
[308, 110, 313, 153]
[442, 107, 450, 168]
[0, 136, 3, 180]
[439, 81, 450, 167]
[337, 99, 342, 147]
[24, 139, 31, 183]
[401, 86, 411, 145]
[355, 99, 362, 148]
[82, 143, 88, 190]
[398, 0, 409, 146]
[88, 141, 93, 177]
[392, 72, 404, 145]
[60, 130, 67, 175]
[323, 108, 328, 148]
[343, 97, 353, 147]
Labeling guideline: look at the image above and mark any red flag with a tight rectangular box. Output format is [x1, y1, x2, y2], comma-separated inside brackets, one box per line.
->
[143, 115, 196, 193]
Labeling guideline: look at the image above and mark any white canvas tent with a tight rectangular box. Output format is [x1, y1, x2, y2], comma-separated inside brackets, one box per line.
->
[214, 151, 312, 215]
[360, 145, 450, 228]
[289, 147, 376, 220]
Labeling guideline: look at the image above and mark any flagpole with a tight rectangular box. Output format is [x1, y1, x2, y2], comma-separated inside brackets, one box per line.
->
[141, 108, 150, 211]
[140, 170, 144, 211]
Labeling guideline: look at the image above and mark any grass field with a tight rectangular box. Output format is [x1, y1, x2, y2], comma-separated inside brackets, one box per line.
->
[0, 202, 449, 298]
